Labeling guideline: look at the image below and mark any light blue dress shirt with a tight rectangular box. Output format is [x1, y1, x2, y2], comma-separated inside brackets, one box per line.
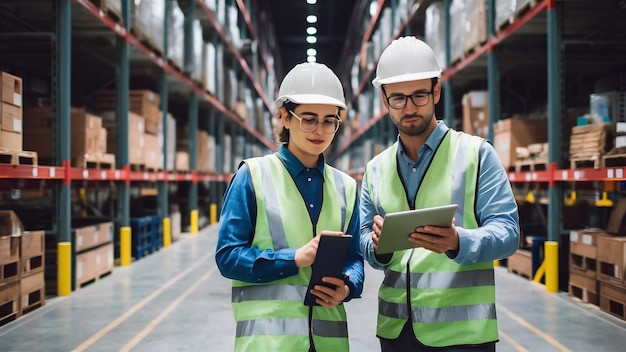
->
[360, 121, 520, 269]
[216, 145, 364, 300]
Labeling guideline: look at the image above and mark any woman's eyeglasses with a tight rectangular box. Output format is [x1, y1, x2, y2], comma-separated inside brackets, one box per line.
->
[289, 110, 341, 134]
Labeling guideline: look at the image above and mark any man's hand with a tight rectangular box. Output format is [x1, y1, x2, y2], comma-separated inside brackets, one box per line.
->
[408, 218, 459, 253]
[371, 215, 384, 252]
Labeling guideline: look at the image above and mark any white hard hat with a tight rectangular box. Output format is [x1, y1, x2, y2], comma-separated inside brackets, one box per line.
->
[372, 36, 442, 88]
[274, 62, 347, 110]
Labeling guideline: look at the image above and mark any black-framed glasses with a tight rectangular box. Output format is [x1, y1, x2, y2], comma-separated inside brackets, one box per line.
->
[289, 110, 341, 134]
[384, 90, 433, 109]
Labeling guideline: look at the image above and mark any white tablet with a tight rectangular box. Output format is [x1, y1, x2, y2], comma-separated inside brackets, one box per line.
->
[376, 204, 458, 254]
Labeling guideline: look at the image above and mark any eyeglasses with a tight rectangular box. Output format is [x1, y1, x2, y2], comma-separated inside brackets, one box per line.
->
[289, 110, 341, 134]
[384, 90, 433, 109]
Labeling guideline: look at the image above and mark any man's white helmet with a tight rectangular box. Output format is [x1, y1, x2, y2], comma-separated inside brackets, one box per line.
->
[372, 36, 442, 88]
[274, 62, 347, 110]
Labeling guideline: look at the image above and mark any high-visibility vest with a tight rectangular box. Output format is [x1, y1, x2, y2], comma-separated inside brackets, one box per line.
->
[364, 130, 498, 347]
[232, 154, 357, 352]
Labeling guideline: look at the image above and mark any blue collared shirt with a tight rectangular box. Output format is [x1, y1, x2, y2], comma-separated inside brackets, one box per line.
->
[216, 145, 363, 299]
[360, 121, 520, 268]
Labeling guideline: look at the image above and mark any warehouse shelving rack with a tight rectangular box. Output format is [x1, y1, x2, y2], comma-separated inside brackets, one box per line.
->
[0, 0, 277, 296]
[331, 0, 626, 291]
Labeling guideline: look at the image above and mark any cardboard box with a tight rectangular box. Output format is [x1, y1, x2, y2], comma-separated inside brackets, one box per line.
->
[102, 111, 145, 165]
[175, 151, 189, 172]
[0, 130, 22, 150]
[73, 222, 114, 253]
[23, 107, 103, 159]
[21, 230, 44, 258]
[569, 228, 605, 278]
[607, 197, 626, 235]
[493, 118, 548, 169]
[596, 235, 626, 286]
[0, 72, 22, 107]
[599, 281, 626, 320]
[462, 91, 489, 138]
[1, 103, 22, 133]
[569, 271, 599, 305]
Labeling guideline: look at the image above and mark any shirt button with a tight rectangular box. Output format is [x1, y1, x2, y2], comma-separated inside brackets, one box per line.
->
[308, 177, 312, 182]
[309, 203, 314, 208]
[412, 167, 417, 173]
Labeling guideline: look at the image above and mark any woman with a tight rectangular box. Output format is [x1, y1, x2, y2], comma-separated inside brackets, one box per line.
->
[215, 62, 364, 352]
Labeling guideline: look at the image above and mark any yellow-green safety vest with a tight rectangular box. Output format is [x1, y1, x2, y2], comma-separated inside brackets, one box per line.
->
[232, 154, 357, 352]
[364, 130, 498, 347]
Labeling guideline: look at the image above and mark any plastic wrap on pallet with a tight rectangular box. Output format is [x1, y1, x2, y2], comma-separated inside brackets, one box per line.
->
[463, 0, 487, 54]
[167, 0, 185, 71]
[202, 42, 217, 94]
[424, 2, 446, 69]
[105, 0, 121, 15]
[190, 19, 204, 81]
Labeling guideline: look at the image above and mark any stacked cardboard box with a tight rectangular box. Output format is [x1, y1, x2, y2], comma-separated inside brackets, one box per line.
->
[101, 111, 145, 166]
[0, 211, 45, 327]
[462, 91, 489, 139]
[95, 90, 162, 169]
[45, 221, 114, 294]
[0, 72, 23, 150]
[493, 118, 548, 170]
[23, 107, 110, 167]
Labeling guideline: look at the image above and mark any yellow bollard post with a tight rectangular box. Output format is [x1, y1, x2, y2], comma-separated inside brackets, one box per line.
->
[191, 209, 198, 234]
[545, 241, 559, 293]
[210, 204, 217, 224]
[57, 242, 72, 296]
[163, 217, 171, 248]
[120, 226, 132, 266]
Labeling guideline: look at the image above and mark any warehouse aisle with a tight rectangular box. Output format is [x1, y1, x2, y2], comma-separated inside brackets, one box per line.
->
[1, 225, 625, 351]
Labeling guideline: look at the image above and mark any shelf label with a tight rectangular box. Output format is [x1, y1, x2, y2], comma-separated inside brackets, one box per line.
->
[50, 168, 56, 178]
[143, 172, 149, 180]
[115, 170, 120, 180]
[617, 169, 623, 178]
[83, 170, 89, 179]
[562, 171, 568, 180]
[31, 167, 38, 178]
[101, 171, 106, 180]
[608, 169, 614, 178]
[574, 171, 583, 180]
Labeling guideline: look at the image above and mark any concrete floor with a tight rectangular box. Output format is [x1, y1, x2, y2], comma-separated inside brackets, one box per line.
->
[1, 224, 625, 351]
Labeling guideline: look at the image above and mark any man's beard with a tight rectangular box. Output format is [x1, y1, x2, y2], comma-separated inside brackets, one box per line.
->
[396, 113, 432, 136]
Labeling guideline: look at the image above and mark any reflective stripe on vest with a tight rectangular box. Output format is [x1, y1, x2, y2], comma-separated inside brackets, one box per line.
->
[231, 154, 356, 352]
[365, 130, 498, 347]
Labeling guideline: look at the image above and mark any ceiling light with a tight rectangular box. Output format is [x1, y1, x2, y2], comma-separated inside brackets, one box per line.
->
[306, 0, 317, 4]
[306, 27, 317, 35]
[306, 15, 317, 23]
[307, 48, 317, 56]
[307, 56, 316, 63]
[306, 36, 317, 44]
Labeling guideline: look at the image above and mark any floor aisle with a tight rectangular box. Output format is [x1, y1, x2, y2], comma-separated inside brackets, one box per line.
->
[1, 225, 625, 351]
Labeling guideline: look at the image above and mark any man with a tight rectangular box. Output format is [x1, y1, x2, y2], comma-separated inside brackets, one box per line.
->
[360, 36, 519, 351]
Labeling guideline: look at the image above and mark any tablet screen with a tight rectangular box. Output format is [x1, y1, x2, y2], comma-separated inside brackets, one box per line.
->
[377, 204, 458, 254]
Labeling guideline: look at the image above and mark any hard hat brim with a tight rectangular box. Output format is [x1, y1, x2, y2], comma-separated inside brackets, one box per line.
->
[274, 94, 347, 110]
[372, 71, 442, 88]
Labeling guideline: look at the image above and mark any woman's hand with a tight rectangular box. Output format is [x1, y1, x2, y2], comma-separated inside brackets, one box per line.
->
[310, 276, 348, 308]
[295, 230, 344, 268]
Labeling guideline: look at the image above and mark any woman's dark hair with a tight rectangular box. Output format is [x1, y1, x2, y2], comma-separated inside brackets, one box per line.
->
[273, 101, 298, 144]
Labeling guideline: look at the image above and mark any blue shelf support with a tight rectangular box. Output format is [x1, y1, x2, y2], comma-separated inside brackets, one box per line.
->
[159, 0, 170, 221]
[547, 0, 563, 243]
[115, 0, 131, 234]
[442, 0, 453, 127]
[487, 0, 499, 143]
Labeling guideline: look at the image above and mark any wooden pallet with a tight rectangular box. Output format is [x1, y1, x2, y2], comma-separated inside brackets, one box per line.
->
[74, 153, 115, 170]
[571, 154, 603, 169]
[0, 149, 38, 166]
[20, 286, 45, 316]
[0, 260, 20, 285]
[603, 153, 626, 167]
[75, 269, 113, 291]
[515, 156, 549, 172]
[90, 0, 122, 24]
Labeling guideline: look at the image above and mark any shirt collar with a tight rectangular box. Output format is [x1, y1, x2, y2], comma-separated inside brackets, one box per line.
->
[277, 145, 325, 177]
[397, 120, 449, 157]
